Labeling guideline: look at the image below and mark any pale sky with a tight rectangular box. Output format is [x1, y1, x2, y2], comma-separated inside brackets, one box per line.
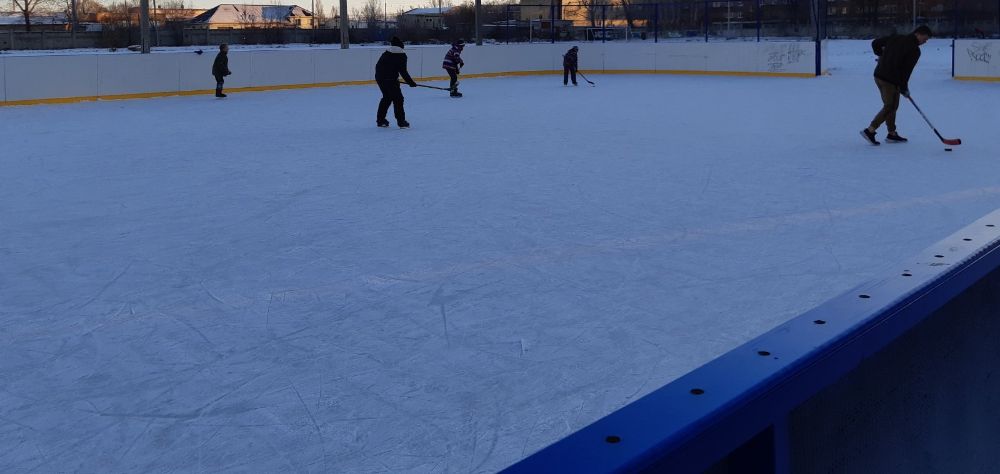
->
[183, 0, 442, 15]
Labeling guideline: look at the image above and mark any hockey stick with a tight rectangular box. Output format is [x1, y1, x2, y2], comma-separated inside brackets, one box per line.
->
[577, 71, 596, 86]
[400, 81, 452, 91]
[906, 95, 961, 146]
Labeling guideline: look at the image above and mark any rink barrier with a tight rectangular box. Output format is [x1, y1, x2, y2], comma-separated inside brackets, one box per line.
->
[952, 39, 1000, 81]
[0, 41, 820, 106]
[506, 209, 1000, 473]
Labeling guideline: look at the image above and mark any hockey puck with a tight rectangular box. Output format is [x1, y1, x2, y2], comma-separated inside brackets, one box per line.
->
[945, 148, 953, 151]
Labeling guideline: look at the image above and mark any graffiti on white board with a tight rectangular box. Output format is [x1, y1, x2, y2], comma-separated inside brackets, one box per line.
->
[766, 43, 808, 72]
[967, 43, 993, 64]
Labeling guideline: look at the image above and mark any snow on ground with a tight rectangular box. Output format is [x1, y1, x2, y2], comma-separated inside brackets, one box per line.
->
[1, 39, 997, 473]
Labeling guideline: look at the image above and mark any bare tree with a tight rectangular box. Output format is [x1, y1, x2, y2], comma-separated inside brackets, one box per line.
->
[236, 4, 260, 28]
[617, 0, 637, 29]
[62, 0, 105, 20]
[353, 0, 380, 29]
[13, 0, 58, 31]
[314, 0, 326, 25]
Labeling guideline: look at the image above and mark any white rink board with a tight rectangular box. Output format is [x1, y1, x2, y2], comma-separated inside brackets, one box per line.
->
[1, 42, 819, 104]
[98, 54, 180, 96]
[4, 55, 99, 102]
[314, 48, 374, 83]
[250, 50, 315, 86]
[954, 40, 1000, 80]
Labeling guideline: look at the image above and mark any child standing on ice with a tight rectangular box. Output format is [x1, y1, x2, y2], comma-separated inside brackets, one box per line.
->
[442, 40, 465, 98]
[375, 37, 418, 129]
[563, 46, 579, 86]
[212, 44, 231, 98]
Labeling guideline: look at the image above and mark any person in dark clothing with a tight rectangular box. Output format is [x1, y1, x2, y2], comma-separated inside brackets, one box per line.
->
[375, 37, 418, 129]
[563, 46, 579, 86]
[442, 40, 465, 98]
[861, 25, 931, 145]
[212, 44, 231, 98]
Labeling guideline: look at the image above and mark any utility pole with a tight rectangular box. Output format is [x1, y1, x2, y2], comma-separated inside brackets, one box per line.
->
[339, 0, 348, 48]
[70, 0, 77, 48]
[140, 0, 151, 53]
[475, 0, 482, 45]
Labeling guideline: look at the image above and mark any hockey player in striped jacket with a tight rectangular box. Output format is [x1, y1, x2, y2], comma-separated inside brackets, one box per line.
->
[442, 40, 465, 98]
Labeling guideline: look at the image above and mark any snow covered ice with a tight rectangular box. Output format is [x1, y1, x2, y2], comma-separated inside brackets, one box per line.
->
[1, 40, 998, 472]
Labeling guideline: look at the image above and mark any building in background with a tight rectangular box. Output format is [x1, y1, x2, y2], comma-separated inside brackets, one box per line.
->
[400, 7, 455, 30]
[189, 4, 315, 29]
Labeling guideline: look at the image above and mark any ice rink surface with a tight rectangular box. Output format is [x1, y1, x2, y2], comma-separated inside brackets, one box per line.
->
[1, 40, 998, 472]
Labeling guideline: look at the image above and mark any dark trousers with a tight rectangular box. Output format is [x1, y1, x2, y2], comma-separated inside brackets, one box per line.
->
[214, 74, 225, 95]
[563, 66, 577, 85]
[447, 69, 459, 92]
[869, 77, 900, 133]
[376, 80, 406, 124]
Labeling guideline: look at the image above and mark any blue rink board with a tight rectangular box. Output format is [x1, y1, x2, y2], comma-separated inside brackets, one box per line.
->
[506, 209, 1000, 473]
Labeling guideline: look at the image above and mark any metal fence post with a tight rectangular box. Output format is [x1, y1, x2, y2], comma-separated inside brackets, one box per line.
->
[756, 0, 762, 41]
[475, 0, 482, 45]
[953, 0, 959, 38]
[704, 0, 710, 42]
[602, 4, 607, 43]
[140, 0, 150, 53]
[506, 5, 510, 44]
[550, 2, 556, 43]
[654, 3, 659, 42]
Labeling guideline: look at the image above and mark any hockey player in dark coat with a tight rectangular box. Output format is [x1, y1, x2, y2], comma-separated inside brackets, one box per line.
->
[442, 40, 465, 98]
[861, 25, 931, 145]
[563, 46, 579, 86]
[212, 44, 231, 98]
[375, 37, 418, 129]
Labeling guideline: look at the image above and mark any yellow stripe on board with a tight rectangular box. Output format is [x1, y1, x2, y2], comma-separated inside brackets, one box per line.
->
[1, 69, 817, 107]
[954, 76, 1000, 82]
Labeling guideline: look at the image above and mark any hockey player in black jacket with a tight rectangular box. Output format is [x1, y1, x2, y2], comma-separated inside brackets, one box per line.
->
[212, 44, 231, 98]
[861, 25, 931, 145]
[376, 37, 418, 129]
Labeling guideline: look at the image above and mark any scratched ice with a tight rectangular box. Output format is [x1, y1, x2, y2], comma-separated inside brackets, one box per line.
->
[1, 40, 998, 473]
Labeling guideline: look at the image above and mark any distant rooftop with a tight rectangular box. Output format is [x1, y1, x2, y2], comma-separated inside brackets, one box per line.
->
[402, 7, 456, 16]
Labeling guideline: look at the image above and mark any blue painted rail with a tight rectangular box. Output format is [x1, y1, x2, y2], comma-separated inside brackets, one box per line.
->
[506, 209, 1000, 473]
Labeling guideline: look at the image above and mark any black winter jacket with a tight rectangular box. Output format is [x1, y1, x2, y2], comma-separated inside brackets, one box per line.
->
[375, 47, 417, 86]
[212, 52, 230, 77]
[872, 34, 920, 92]
[563, 48, 578, 69]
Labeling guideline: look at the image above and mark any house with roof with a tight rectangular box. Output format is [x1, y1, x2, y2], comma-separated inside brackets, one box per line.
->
[399, 6, 454, 30]
[189, 4, 315, 29]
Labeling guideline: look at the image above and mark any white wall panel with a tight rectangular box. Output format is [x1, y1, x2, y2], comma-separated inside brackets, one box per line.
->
[655, 42, 708, 72]
[603, 44, 655, 71]
[3, 41, 822, 104]
[98, 53, 180, 96]
[4, 55, 98, 101]
[314, 48, 375, 83]
[250, 50, 314, 86]
[0, 57, 6, 103]
[954, 40, 1000, 79]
